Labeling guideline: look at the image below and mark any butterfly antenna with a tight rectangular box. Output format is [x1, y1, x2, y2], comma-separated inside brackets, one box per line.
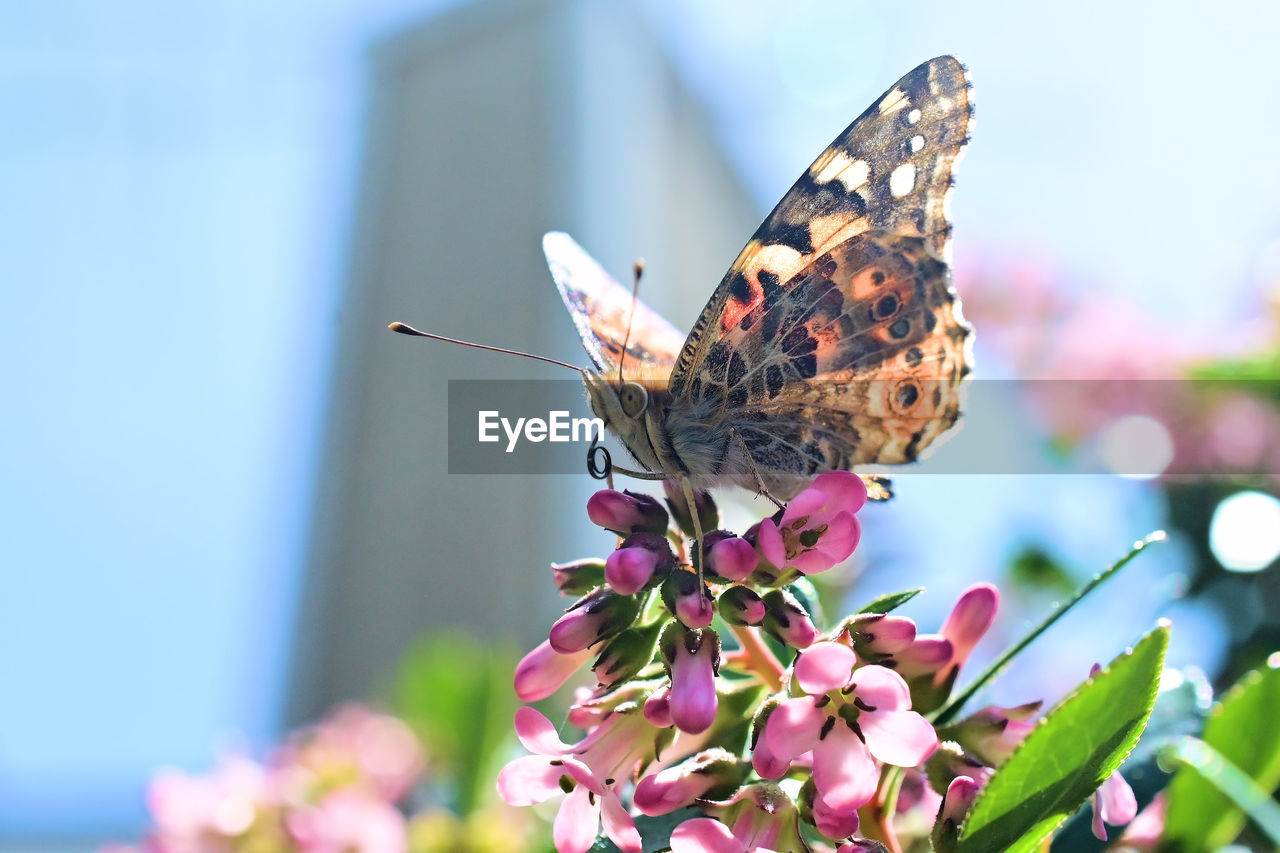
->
[617, 258, 645, 383]
[388, 322, 584, 373]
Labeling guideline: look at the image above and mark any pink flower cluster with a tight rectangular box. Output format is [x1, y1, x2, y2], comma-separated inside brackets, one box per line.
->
[494, 473, 1119, 852]
[106, 705, 427, 853]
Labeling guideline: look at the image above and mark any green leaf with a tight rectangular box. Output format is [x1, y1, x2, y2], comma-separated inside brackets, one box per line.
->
[957, 623, 1169, 853]
[590, 808, 702, 853]
[1161, 737, 1280, 847]
[1050, 666, 1212, 851]
[934, 531, 1166, 726]
[1160, 658, 1280, 851]
[856, 587, 923, 614]
[390, 632, 518, 816]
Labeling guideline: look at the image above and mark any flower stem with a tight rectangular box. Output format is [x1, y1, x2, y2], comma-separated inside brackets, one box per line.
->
[728, 624, 785, 692]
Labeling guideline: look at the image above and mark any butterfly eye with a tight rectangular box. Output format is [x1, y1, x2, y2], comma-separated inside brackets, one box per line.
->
[618, 382, 648, 418]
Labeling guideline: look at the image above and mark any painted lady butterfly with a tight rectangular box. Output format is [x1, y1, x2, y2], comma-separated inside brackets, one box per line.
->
[546, 56, 974, 503]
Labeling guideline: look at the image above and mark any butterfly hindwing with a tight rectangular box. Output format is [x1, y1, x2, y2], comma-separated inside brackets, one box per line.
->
[544, 231, 685, 375]
[670, 56, 972, 398]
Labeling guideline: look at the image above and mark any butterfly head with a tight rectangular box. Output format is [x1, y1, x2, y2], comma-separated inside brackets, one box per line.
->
[581, 369, 671, 474]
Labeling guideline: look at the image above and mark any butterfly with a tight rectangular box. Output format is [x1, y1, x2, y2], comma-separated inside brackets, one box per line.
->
[545, 56, 974, 505]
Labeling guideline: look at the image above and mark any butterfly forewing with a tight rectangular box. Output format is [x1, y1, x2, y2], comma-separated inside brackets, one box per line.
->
[669, 56, 972, 398]
[544, 231, 684, 375]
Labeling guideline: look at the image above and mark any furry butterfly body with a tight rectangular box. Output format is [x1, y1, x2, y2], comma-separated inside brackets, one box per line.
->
[549, 56, 974, 500]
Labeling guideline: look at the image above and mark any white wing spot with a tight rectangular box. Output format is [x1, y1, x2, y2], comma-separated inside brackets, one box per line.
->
[909, 135, 925, 153]
[879, 88, 910, 114]
[907, 108, 922, 125]
[942, 185, 955, 222]
[889, 163, 916, 198]
[812, 152, 870, 192]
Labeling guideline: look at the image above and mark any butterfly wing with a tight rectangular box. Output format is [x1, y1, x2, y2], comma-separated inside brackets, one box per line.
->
[544, 231, 685, 375]
[669, 55, 972, 395]
[666, 56, 973, 487]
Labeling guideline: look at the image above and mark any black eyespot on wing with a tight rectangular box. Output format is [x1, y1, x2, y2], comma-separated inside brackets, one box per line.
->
[905, 346, 924, 367]
[875, 294, 899, 318]
[896, 383, 919, 408]
[888, 318, 911, 339]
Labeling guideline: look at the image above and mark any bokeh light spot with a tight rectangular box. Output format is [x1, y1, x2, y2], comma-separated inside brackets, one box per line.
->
[1209, 490, 1280, 572]
[1098, 415, 1174, 479]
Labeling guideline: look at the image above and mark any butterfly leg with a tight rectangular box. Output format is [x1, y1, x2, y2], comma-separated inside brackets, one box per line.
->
[728, 428, 786, 510]
[678, 474, 705, 586]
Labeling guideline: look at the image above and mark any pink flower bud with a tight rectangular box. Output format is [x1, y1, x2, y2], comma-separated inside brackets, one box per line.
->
[633, 749, 742, 816]
[550, 558, 605, 596]
[939, 775, 981, 825]
[513, 640, 591, 702]
[895, 635, 955, 678]
[548, 589, 640, 654]
[939, 583, 999, 671]
[606, 548, 661, 595]
[587, 489, 668, 535]
[706, 533, 759, 582]
[849, 613, 918, 658]
[662, 570, 714, 629]
[717, 585, 766, 626]
[664, 627, 720, 734]
[761, 588, 817, 649]
[947, 702, 1041, 767]
[604, 532, 674, 595]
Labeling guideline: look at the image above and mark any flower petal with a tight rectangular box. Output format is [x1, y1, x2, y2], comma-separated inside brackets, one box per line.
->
[670, 818, 744, 853]
[496, 755, 565, 806]
[514, 641, 591, 702]
[811, 471, 868, 513]
[811, 723, 878, 811]
[860, 709, 938, 767]
[795, 642, 856, 694]
[850, 664, 913, 711]
[600, 789, 642, 853]
[812, 787, 860, 840]
[755, 699, 823, 778]
[756, 519, 785, 569]
[554, 786, 601, 853]
[513, 706, 574, 755]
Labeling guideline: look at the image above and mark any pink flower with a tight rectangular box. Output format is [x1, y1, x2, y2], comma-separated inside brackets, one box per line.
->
[147, 755, 277, 843]
[752, 642, 937, 826]
[756, 472, 866, 575]
[898, 583, 999, 711]
[496, 707, 646, 853]
[669, 784, 806, 853]
[513, 640, 591, 702]
[667, 628, 720, 734]
[664, 569, 715, 629]
[286, 790, 407, 853]
[277, 704, 423, 803]
[1091, 769, 1137, 840]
